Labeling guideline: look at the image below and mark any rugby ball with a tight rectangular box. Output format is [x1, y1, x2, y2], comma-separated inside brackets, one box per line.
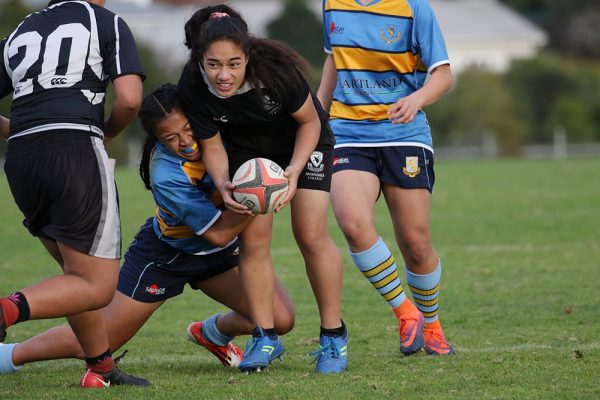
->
[231, 158, 288, 214]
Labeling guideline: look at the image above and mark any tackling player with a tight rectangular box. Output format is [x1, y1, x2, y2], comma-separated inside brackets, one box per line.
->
[0, 84, 295, 378]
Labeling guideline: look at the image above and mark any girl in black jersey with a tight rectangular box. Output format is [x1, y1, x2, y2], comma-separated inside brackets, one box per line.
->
[178, 5, 347, 373]
[0, 0, 146, 387]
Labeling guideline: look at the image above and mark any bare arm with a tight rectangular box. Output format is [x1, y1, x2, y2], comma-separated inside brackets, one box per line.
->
[0, 115, 8, 139]
[317, 54, 337, 111]
[104, 74, 143, 143]
[200, 133, 250, 214]
[275, 94, 321, 212]
[387, 64, 453, 124]
[201, 209, 254, 248]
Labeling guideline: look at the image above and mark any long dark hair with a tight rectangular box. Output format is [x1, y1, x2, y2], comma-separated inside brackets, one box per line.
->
[138, 83, 181, 190]
[184, 4, 311, 104]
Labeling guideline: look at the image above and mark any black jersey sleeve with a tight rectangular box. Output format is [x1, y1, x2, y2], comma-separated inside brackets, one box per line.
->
[282, 75, 311, 114]
[101, 14, 145, 81]
[0, 39, 12, 99]
[178, 65, 219, 140]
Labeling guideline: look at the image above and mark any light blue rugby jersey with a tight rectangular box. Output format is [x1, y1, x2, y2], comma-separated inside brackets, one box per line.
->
[323, 0, 450, 150]
[150, 143, 234, 255]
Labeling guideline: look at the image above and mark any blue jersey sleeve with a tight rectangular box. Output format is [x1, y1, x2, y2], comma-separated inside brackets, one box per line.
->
[412, 0, 449, 71]
[322, 0, 332, 53]
[152, 166, 221, 236]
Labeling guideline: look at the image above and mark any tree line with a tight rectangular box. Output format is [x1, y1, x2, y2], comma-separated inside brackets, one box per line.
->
[2, 0, 600, 160]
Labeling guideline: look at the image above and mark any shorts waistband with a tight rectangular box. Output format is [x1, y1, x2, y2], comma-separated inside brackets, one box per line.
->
[6, 130, 100, 158]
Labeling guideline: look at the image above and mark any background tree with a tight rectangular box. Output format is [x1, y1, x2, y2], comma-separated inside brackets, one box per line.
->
[266, 0, 324, 78]
[428, 67, 527, 156]
[499, 0, 600, 58]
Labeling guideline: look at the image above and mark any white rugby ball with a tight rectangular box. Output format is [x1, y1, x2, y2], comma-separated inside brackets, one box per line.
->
[231, 158, 289, 214]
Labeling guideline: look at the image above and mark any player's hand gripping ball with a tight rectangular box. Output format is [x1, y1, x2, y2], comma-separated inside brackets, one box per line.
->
[232, 158, 289, 214]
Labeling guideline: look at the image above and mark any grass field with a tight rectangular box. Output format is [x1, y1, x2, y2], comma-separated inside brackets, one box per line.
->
[1, 158, 599, 399]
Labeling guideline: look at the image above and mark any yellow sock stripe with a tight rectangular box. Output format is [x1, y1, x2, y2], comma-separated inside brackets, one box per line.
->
[383, 285, 404, 302]
[414, 297, 438, 307]
[372, 270, 399, 289]
[362, 255, 395, 278]
[408, 283, 439, 296]
[421, 310, 438, 318]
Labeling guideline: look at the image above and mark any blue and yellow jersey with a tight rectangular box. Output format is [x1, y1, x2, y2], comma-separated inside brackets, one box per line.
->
[322, 0, 449, 149]
[149, 142, 231, 255]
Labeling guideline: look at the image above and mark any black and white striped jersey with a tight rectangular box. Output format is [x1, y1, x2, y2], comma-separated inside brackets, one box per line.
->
[0, 0, 145, 139]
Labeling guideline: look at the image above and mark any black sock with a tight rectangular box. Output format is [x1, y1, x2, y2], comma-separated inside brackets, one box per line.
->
[10, 292, 30, 324]
[320, 320, 347, 337]
[85, 348, 115, 374]
[263, 328, 278, 340]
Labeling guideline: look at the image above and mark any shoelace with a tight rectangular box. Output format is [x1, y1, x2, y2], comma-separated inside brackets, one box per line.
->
[309, 337, 340, 364]
[244, 337, 260, 356]
[424, 329, 450, 349]
[113, 349, 129, 364]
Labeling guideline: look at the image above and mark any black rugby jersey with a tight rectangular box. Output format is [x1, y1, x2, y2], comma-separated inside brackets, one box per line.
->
[178, 64, 335, 158]
[0, 0, 144, 139]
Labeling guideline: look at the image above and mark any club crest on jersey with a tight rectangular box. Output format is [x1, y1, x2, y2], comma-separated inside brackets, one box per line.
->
[381, 24, 401, 45]
[307, 151, 324, 173]
[402, 156, 420, 178]
[263, 94, 282, 117]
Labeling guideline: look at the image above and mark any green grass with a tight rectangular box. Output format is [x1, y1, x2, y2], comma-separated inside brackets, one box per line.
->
[1, 158, 599, 399]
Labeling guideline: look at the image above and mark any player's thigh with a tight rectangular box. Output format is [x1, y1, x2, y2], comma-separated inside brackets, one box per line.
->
[290, 188, 330, 241]
[39, 237, 64, 267]
[102, 291, 163, 352]
[58, 242, 120, 295]
[239, 214, 274, 253]
[330, 169, 380, 234]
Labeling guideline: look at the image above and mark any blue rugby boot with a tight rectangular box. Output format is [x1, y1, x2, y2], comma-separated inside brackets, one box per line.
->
[238, 327, 284, 373]
[310, 332, 348, 374]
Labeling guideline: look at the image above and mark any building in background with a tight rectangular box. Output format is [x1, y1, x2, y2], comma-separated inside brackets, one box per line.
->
[101, 0, 547, 73]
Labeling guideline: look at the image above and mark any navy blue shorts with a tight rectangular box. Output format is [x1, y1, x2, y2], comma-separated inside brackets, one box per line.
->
[228, 143, 334, 192]
[332, 146, 435, 193]
[117, 219, 239, 303]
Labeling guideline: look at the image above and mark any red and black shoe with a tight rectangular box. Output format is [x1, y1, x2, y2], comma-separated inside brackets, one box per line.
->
[0, 306, 6, 342]
[80, 366, 150, 388]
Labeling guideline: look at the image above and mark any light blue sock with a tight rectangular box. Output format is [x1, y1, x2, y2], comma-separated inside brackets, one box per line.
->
[0, 343, 22, 374]
[406, 259, 442, 323]
[350, 237, 406, 308]
[201, 313, 233, 347]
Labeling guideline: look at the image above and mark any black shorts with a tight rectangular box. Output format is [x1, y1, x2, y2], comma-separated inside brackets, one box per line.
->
[332, 146, 436, 193]
[228, 143, 334, 192]
[117, 219, 239, 303]
[4, 131, 121, 258]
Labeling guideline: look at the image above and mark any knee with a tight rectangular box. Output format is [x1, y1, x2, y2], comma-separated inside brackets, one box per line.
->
[293, 227, 323, 254]
[85, 282, 117, 309]
[401, 239, 435, 269]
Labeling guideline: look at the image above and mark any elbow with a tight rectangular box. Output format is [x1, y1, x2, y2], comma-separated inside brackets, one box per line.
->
[203, 233, 233, 248]
[118, 92, 142, 114]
